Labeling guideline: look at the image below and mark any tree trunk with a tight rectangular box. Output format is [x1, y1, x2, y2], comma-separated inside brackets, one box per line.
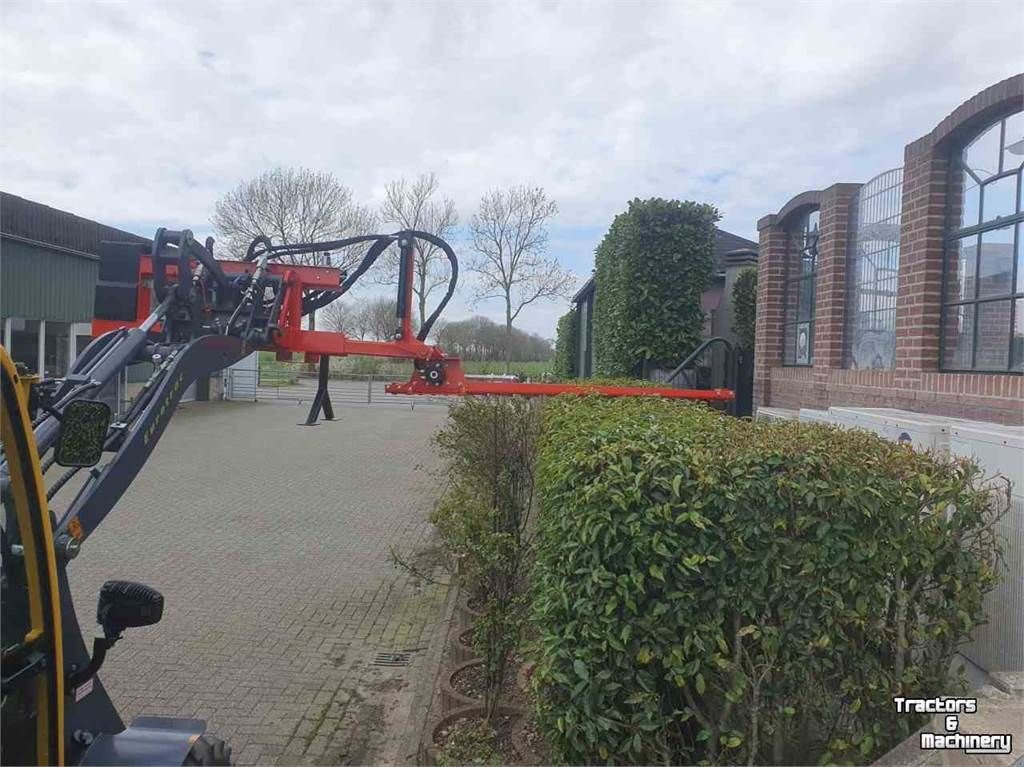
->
[504, 300, 513, 375]
[309, 309, 316, 332]
[418, 277, 427, 336]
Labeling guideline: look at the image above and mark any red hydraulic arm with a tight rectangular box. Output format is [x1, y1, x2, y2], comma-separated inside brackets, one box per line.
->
[92, 235, 733, 404]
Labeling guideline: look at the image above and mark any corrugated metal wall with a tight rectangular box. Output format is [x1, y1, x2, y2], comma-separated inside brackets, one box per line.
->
[1, 237, 99, 322]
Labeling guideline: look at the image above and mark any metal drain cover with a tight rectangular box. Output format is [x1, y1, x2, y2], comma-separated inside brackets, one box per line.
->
[372, 652, 411, 667]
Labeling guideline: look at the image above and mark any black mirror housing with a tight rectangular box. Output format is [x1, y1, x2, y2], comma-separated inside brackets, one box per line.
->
[97, 580, 163, 637]
[55, 400, 111, 467]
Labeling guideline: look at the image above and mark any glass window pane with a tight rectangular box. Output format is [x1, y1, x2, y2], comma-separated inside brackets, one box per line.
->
[954, 169, 982, 230]
[978, 225, 1015, 298]
[795, 321, 812, 364]
[975, 300, 1011, 370]
[784, 323, 796, 364]
[943, 304, 974, 369]
[1013, 299, 1024, 371]
[980, 174, 1019, 223]
[1003, 111, 1023, 172]
[798, 276, 814, 321]
[801, 250, 815, 275]
[43, 321, 70, 377]
[807, 209, 820, 234]
[945, 236, 977, 303]
[1017, 223, 1023, 295]
[76, 334, 92, 358]
[962, 122, 1002, 183]
[10, 319, 40, 373]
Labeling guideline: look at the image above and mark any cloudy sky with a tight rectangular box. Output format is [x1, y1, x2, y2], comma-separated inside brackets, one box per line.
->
[1, 1, 1021, 337]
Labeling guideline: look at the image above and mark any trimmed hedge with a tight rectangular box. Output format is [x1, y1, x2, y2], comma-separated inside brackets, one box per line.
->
[731, 267, 757, 352]
[531, 397, 1001, 765]
[553, 309, 579, 380]
[593, 198, 718, 378]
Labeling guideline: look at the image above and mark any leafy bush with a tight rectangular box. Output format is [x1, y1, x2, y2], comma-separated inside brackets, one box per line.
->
[593, 199, 718, 378]
[531, 396, 1002, 765]
[433, 397, 543, 722]
[731, 267, 757, 352]
[552, 310, 579, 380]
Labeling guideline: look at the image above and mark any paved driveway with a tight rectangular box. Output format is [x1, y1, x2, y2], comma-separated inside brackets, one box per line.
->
[63, 399, 450, 765]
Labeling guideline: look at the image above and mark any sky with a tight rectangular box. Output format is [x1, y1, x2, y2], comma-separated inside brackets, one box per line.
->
[1, 1, 1021, 338]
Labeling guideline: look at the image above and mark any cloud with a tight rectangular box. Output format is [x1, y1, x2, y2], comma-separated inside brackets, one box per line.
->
[1, 0, 1020, 335]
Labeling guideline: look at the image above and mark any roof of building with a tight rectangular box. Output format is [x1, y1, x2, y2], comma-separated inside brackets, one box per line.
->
[571, 226, 758, 304]
[713, 228, 758, 268]
[1, 191, 149, 260]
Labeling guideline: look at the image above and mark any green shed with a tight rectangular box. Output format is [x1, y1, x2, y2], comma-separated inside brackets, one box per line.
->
[1, 191, 149, 375]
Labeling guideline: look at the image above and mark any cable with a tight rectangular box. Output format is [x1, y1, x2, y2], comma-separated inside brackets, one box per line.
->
[47, 466, 80, 500]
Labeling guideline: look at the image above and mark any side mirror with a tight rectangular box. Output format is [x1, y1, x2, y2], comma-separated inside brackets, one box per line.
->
[97, 580, 163, 637]
[55, 400, 111, 467]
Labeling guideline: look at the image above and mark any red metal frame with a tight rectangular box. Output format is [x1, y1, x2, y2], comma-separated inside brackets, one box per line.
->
[92, 251, 734, 403]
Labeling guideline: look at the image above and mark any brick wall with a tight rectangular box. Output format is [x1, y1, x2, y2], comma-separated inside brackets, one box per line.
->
[754, 75, 1024, 425]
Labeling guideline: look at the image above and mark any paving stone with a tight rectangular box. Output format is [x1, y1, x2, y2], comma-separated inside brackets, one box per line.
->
[66, 400, 450, 766]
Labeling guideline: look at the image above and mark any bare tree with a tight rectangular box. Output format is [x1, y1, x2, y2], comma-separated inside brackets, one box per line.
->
[212, 167, 379, 329]
[378, 173, 458, 329]
[321, 295, 396, 341]
[320, 299, 355, 336]
[359, 296, 399, 341]
[468, 186, 574, 372]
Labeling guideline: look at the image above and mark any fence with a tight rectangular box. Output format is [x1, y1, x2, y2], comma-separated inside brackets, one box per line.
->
[224, 364, 451, 408]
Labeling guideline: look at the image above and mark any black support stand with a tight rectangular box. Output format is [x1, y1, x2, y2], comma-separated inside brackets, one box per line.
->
[302, 355, 335, 426]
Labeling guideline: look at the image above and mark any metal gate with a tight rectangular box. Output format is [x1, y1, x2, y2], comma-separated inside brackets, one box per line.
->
[224, 361, 450, 407]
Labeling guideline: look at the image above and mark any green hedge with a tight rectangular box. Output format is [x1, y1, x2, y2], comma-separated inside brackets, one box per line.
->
[731, 267, 757, 352]
[531, 397, 1001, 765]
[553, 310, 579, 380]
[593, 198, 718, 378]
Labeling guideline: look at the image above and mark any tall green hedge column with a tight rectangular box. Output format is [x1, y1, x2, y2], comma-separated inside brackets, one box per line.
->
[552, 309, 578, 379]
[593, 198, 718, 377]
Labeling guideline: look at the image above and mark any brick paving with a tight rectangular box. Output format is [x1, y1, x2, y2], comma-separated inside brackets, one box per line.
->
[66, 400, 450, 765]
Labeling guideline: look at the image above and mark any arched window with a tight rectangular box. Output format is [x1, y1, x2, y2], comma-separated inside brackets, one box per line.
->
[783, 209, 819, 365]
[942, 110, 1024, 372]
[846, 168, 902, 369]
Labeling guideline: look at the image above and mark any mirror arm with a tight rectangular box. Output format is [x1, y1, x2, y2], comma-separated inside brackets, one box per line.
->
[65, 634, 120, 690]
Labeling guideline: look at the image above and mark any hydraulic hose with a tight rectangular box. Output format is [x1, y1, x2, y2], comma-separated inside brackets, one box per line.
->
[239, 230, 458, 334]
[406, 230, 458, 341]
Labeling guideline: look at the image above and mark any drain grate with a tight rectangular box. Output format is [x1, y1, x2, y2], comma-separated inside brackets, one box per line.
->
[371, 651, 411, 667]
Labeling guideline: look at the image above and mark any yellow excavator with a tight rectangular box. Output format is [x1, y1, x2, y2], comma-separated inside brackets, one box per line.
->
[2, 348, 231, 765]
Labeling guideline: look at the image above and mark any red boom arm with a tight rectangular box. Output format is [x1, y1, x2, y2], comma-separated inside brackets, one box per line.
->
[92, 249, 733, 404]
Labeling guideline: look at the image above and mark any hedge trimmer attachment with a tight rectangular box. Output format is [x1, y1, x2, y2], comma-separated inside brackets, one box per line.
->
[16, 227, 732, 551]
[93, 228, 734, 414]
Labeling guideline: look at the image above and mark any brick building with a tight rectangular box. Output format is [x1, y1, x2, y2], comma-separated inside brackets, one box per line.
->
[755, 75, 1024, 425]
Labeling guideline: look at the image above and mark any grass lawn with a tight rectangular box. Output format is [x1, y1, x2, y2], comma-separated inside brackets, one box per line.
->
[258, 351, 551, 380]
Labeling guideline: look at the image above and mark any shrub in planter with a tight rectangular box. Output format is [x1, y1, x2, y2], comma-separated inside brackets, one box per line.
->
[430, 705, 522, 766]
[432, 396, 543, 724]
[531, 396, 1003, 765]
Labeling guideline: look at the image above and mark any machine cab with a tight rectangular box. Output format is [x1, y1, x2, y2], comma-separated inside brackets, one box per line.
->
[1, 348, 64, 765]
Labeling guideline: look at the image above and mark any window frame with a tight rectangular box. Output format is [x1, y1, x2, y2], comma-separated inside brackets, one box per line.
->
[940, 112, 1024, 374]
[782, 208, 820, 367]
[845, 168, 903, 370]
